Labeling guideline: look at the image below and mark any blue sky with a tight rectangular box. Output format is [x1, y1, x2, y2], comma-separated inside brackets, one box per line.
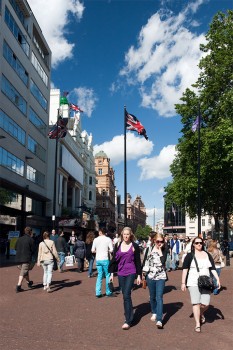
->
[28, 0, 232, 227]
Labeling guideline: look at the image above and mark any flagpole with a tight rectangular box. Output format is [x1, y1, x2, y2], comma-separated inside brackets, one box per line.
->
[124, 106, 127, 227]
[52, 108, 59, 230]
[197, 103, 201, 236]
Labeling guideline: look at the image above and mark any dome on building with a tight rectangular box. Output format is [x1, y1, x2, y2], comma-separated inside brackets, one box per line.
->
[95, 150, 108, 158]
[60, 96, 69, 105]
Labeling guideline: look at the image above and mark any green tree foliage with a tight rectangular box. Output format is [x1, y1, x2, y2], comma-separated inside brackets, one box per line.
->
[165, 11, 233, 238]
[0, 188, 14, 205]
[135, 224, 152, 240]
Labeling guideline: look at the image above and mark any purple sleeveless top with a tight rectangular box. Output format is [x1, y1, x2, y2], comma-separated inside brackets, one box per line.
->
[115, 244, 136, 276]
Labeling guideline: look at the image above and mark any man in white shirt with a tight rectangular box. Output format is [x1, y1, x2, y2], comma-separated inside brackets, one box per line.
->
[92, 228, 114, 298]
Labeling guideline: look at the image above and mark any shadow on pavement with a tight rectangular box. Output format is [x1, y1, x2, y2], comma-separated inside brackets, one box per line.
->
[164, 285, 177, 294]
[51, 279, 82, 292]
[163, 302, 183, 326]
[132, 302, 151, 326]
[205, 305, 225, 322]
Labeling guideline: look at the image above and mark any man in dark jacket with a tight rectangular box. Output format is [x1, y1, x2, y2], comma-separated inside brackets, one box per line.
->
[55, 231, 69, 272]
[15, 227, 35, 292]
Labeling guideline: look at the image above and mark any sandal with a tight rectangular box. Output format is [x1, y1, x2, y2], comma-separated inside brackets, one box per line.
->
[200, 315, 205, 324]
[195, 326, 201, 333]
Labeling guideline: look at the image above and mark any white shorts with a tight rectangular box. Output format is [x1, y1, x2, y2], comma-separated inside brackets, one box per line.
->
[188, 286, 211, 305]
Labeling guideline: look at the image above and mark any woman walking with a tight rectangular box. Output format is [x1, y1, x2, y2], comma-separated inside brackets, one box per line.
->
[37, 231, 59, 292]
[181, 236, 220, 333]
[142, 233, 167, 329]
[74, 233, 86, 272]
[109, 227, 141, 330]
[85, 231, 95, 277]
[208, 240, 224, 295]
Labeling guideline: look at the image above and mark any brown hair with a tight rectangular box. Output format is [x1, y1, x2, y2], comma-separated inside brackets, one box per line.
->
[152, 233, 165, 249]
[191, 236, 205, 251]
[120, 227, 135, 242]
[43, 231, 50, 239]
[24, 227, 32, 235]
[208, 240, 217, 253]
[86, 231, 95, 244]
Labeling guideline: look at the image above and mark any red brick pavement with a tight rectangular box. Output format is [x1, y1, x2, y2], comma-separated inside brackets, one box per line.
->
[0, 260, 232, 350]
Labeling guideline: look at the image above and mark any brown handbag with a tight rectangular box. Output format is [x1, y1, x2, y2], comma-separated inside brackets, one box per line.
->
[142, 279, 147, 289]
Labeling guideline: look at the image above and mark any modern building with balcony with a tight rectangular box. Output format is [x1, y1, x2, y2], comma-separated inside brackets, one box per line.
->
[0, 0, 51, 235]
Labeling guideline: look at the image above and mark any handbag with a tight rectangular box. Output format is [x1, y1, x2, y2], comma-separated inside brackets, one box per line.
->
[142, 279, 147, 289]
[193, 255, 214, 292]
[43, 241, 58, 271]
[65, 255, 75, 267]
[219, 256, 225, 268]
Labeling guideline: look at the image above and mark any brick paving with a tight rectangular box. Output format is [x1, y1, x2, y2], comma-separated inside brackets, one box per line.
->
[0, 257, 232, 350]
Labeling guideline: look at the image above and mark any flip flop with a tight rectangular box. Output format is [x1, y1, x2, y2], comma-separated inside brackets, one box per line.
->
[201, 315, 206, 324]
[195, 326, 201, 333]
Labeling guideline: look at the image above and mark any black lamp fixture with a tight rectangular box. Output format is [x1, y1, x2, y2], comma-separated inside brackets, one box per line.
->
[25, 156, 34, 160]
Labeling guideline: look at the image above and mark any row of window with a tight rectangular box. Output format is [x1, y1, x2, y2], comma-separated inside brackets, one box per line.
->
[0, 147, 45, 187]
[31, 51, 48, 87]
[0, 109, 46, 161]
[9, 0, 26, 28]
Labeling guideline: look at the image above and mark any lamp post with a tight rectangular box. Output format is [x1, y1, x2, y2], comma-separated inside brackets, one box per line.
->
[52, 109, 60, 230]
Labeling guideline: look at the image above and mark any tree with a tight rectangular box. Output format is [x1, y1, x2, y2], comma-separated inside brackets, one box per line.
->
[135, 224, 152, 240]
[165, 11, 233, 239]
[0, 188, 14, 205]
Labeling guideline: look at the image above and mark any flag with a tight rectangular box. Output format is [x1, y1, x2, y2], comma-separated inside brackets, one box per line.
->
[191, 116, 200, 132]
[172, 204, 176, 217]
[69, 103, 83, 113]
[48, 117, 68, 139]
[125, 110, 148, 140]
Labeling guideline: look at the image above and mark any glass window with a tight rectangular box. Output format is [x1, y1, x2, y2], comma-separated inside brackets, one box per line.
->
[26, 165, 45, 187]
[1, 75, 27, 115]
[0, 147, 24, 176]
[28, 135, 46, 161]
[5, 6, 29, 56]
[98, 168, 102, 175]
[89, 191, 92, 201]
[3, 41, 28, 85]
[30, 79, 47, 111]
[31, 51, 48, 86]
[89, 176, 92, 185]
[202, 219, 205, 226]
[9, 0, 27, 28]
[0, 109, 26, 144]
[33, 27, 49, 67]
[29, 108, 47, 136]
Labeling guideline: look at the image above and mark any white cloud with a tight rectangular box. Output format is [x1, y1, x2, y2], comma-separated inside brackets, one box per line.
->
[158, 187, 165, 194]
[72, 87, 98, 117]
[138, 144, 176, 180]
[94, 133, 154, 166]
[119, 0, 207, 117]
[28, 0, 85, 67]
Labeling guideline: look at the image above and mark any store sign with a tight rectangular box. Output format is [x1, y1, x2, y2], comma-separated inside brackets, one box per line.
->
[0, 215, 17, 225]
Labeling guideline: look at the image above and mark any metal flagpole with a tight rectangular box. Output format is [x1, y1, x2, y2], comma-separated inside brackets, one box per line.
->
[197, 103, 201, 236]
[124, 106, 127, 227]
[52, 109, 60, 230]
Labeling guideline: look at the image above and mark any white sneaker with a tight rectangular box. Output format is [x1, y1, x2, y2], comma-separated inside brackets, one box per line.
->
[47, 287, 51, 293]
[43, 285, 47, 290]
[156, 321, 163, 329]
[150, 314, 157, 321]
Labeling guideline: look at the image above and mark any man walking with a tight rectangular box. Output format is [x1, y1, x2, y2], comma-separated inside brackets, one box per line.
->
[50, 229, 58, 243]
[15, 227, 35, 292]
[92, 228, 113, 298]
[55, 231, 68, 272]
[170, 234, 181, 271]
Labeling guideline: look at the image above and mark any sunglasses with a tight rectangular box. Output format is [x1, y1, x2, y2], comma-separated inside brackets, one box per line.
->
[155, 240, 164, 244]
[194, 242, 203, 245]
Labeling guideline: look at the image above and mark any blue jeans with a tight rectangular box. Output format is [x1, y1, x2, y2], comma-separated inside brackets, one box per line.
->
[96, 260, 111, 296]
[42, 260, 54, 286]
[146, 277, 165, 322]
[87, 256, 95, 277]
[118, 274, 135, 325]
[69, 245, 74, 255]
[58, 252, 65, 270]
[166, 254, 171, 270]
[171, 252, 179, 270]
[213, 267, 221, 295]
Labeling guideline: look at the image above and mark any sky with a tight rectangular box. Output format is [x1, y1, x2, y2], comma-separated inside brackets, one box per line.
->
[28, 0, 232, 227]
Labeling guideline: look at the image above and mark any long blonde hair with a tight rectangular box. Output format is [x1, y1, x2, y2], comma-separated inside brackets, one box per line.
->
[120, 227, 135, 242]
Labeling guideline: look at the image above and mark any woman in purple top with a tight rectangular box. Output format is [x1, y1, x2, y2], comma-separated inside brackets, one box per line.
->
[109, 227, 142, 330]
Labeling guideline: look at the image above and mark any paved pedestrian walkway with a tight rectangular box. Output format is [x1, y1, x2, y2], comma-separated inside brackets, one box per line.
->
[0, 259, 232, 350]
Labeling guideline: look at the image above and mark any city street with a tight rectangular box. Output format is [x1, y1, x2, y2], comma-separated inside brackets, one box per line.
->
[0, 258, 232, 350]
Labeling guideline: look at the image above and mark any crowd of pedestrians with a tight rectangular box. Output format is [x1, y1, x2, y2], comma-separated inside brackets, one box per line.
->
[14, 226, 226, 332]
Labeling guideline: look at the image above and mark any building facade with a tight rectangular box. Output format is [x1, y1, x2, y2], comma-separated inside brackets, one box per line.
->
[163, 204, 186, 237]
[124, 193, 147, 231]
[94, 151, 116, 232]
[0, 0, 51, 235]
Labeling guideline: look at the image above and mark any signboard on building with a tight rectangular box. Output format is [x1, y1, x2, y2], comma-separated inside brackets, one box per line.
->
[0, 215, 17, 225]
[8, 231, 20, 255]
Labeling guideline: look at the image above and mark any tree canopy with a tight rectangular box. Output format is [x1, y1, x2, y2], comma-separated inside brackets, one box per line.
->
[164, 11, 233, 237]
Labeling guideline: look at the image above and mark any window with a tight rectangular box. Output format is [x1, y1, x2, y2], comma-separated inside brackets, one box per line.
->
[3, 41, 28, 85]
[1, 75, 27, 114]
[189, 219, 195, 223]
[98, 168, 102, 175]
[98, 160, 102, 164]
[0, 109, 25, 144]
[102, 190, 106, 196]
[0, 147, 24, 176]
[28, 136, 46, 161]
[31, 51, 48, 86]
[26, 165, 45, 187]
[29, 108, 46, 136]
[33, 26, 49, 67]
[5, 6, 29, 56]
[102, 201, 105, 208]
[89, 191, 92, 201]
[30, 80, 47, 111]
[202, 219, 205, 226]
[89, 176, 92, 185]
[208, 218, 211, 225]
[9, 0, 27, 27]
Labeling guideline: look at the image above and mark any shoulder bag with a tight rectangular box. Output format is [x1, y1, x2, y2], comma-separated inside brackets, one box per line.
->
[43, 241, 58, 271]
[193, 255, 214, 292]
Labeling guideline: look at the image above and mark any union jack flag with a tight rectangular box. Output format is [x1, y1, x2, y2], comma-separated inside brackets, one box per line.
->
[69, 103, 83, 113]
[48, 117, 68, 139]
[125, 111, 148, 140]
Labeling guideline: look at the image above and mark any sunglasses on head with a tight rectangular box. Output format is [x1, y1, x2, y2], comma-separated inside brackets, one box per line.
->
[194, 241, 203, 245]
[155, 240, 164, 244]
